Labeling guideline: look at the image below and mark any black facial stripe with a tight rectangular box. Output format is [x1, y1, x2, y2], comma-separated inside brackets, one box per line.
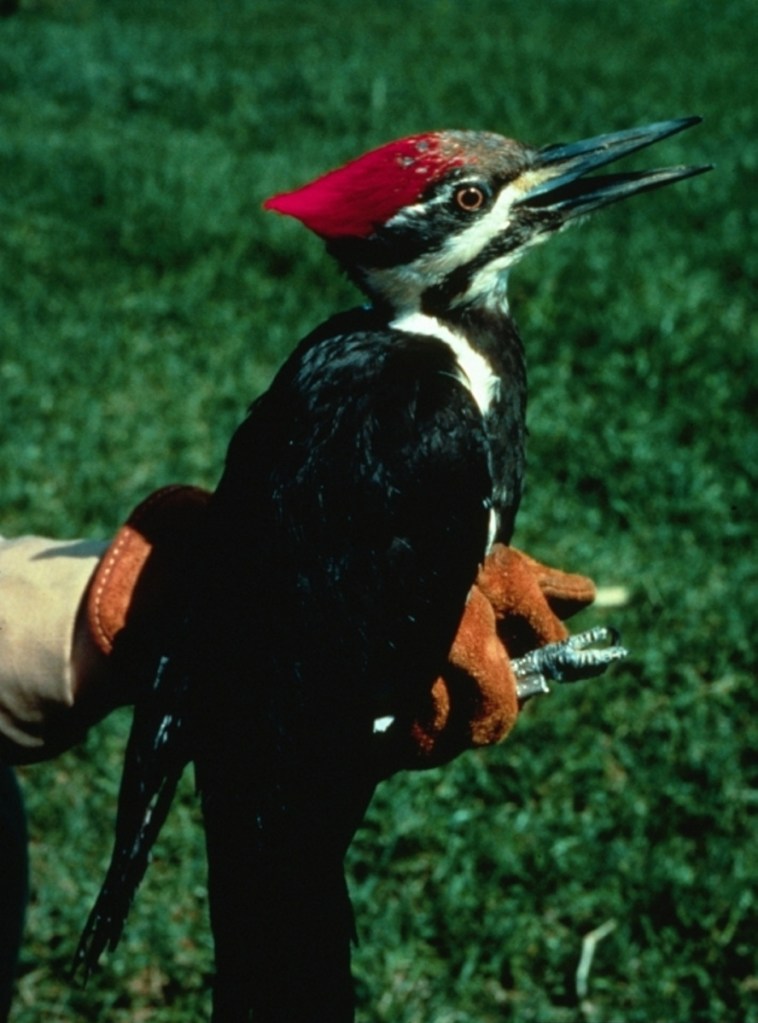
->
[329, 221, 443, 272]
[329, 179, 499, 274]
[419, 224, 530, 314]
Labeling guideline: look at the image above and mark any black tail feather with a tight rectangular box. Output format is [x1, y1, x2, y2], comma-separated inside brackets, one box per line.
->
[73, 654, 192, 978]
[73, 765, 183, 977]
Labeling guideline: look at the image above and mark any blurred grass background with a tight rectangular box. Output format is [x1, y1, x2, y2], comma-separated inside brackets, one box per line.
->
[1, 0, 755, 1020]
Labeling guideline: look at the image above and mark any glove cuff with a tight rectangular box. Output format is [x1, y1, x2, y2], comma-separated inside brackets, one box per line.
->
[87, 485, 210, 656]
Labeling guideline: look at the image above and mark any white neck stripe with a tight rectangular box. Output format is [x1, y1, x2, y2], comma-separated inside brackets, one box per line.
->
[391, 311, 500, 417]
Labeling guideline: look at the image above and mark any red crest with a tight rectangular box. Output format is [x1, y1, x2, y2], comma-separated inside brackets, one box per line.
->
[263, 134, 466, 239]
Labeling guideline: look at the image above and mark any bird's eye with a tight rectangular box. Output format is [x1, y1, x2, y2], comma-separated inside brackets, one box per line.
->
[454, 184, 487, 213]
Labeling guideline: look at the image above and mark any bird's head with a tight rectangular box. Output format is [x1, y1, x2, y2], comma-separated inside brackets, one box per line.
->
[264, 118, 709, 318]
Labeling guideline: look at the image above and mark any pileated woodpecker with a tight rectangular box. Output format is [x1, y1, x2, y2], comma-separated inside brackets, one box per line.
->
[76, 118, 708, 1020]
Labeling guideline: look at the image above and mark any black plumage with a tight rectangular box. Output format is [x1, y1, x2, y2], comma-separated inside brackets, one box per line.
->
[194, 310, 498, 1019]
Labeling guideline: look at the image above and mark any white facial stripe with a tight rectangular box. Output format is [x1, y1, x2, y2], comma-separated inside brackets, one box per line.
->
[457, 256, 513, 311]
[388, 178, 524, 258]
[427, 181, 524, 272]
[391, 310, 500, 416]
[387, 190, 451, 223]
[369, 181, 526, 313]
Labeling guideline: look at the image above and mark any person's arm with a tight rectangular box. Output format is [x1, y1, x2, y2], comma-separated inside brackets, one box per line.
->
[0, 534, 107, 762]
[1, 486, 598, 767]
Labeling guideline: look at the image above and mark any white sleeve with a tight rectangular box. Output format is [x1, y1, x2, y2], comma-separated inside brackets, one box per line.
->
[0, 535, 106, 760]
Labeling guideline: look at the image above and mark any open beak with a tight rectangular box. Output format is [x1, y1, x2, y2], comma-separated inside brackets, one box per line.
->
[517, 116, 711, 218]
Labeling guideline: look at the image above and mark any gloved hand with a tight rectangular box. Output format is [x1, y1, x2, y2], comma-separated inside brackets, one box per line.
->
[400, 545, 596, 767]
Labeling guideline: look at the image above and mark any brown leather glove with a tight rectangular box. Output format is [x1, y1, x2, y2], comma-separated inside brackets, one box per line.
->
[87, 487, 597, 771]
[85, 484, 210, 659]
[399, 545, 596, 768]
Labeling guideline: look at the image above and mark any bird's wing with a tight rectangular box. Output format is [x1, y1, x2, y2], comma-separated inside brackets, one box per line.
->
[194, 316, 493, 1019]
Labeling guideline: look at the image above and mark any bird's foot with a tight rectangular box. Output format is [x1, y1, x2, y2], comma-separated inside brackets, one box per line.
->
[512, 626, 628, 700]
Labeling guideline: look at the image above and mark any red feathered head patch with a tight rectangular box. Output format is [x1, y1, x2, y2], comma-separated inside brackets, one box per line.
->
[263, 134, 468, 239]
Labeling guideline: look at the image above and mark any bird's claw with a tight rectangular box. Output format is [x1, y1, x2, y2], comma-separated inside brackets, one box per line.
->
[512, 626, 628, 700]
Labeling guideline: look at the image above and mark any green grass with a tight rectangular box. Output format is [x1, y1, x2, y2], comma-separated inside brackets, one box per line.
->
[2, 0, 756, 1020]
